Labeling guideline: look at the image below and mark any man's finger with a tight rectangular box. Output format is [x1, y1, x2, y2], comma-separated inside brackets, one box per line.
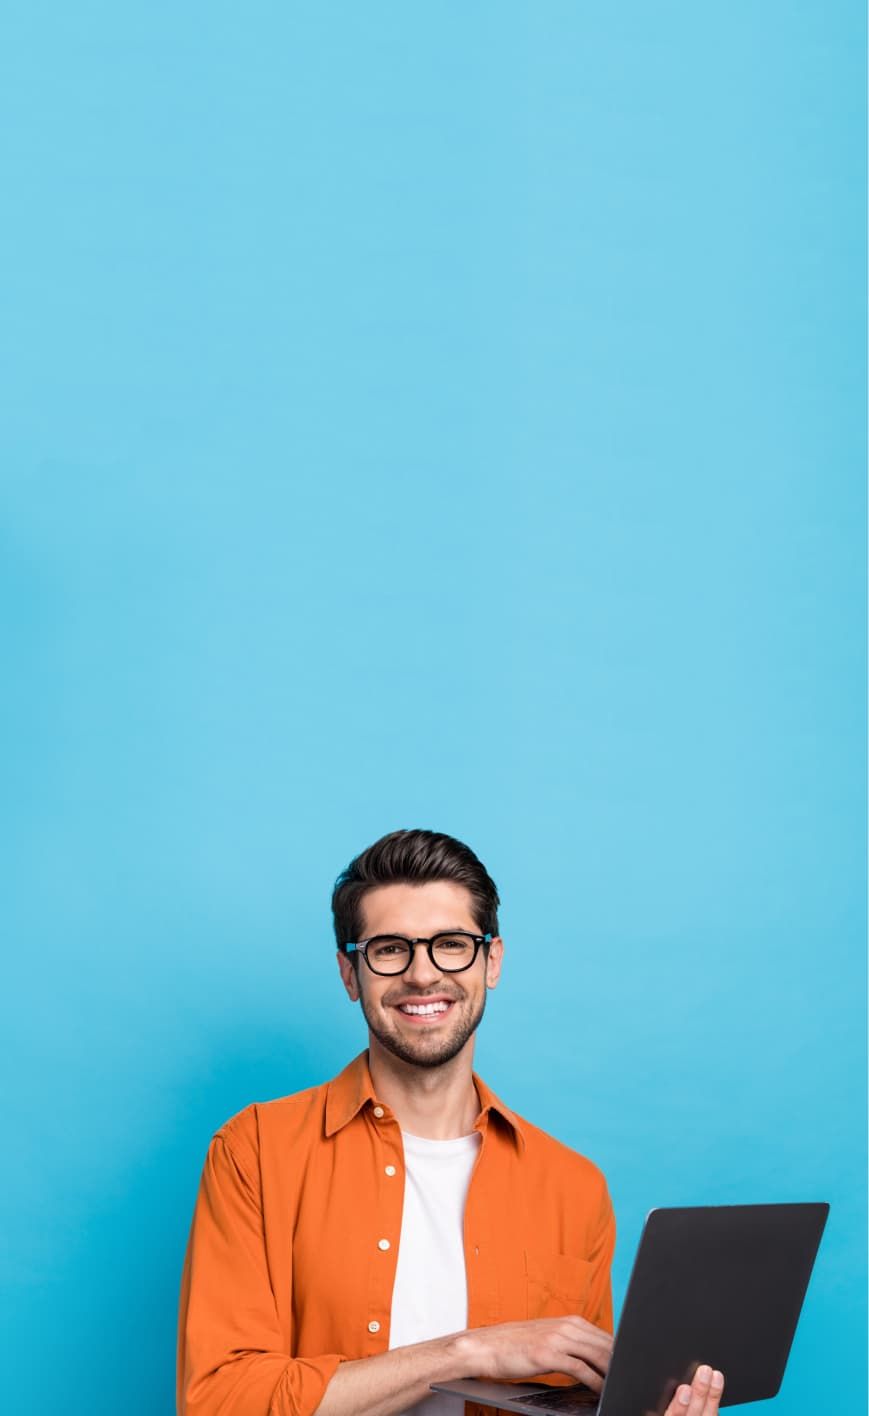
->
[702, 1369, 724, 1413]
[667, 1385, 693, 1414]
[663, 1366, 724, 1416]
[564, 1360, 604, 1393]
[560, 1317, 613, 1360]
[685, 1366, 723, 1416]
[546, 1334, 607, 1387]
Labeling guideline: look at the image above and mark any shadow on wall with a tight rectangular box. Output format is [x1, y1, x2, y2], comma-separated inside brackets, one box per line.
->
[20, 1024, 338, 1416]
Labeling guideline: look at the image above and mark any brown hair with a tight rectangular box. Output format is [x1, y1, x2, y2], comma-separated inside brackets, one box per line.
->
[332, 828, 500, 948]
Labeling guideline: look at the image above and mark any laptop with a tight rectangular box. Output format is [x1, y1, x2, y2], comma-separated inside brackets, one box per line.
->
[432, 1202, 828, 1415]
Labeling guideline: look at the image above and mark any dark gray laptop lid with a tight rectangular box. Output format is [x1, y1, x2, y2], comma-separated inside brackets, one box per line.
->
[600, 1202, 829, 1413]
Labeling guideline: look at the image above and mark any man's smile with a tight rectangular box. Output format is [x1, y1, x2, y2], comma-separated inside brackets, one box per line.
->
[390, 993, 459, 1024]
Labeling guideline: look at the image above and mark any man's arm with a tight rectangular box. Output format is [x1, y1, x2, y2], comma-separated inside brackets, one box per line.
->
[177, 1132, 346, 1416]
[314, 1316, 615, 1416]
[311, 1334, 463, 1416]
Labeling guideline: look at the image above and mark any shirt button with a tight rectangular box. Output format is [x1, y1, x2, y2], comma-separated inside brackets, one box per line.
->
[378, 1238, 391, 1251]
[385, 1164, 396, 1177]
[373, 1106, 385, 1119]
[368, 1320, 381, 1334]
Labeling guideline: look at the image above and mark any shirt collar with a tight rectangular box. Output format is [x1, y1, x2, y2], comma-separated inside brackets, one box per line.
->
[324, 1050, 526, 1150]
[324, 1051, 379, 1136]
[472, 1069, 526, 1150]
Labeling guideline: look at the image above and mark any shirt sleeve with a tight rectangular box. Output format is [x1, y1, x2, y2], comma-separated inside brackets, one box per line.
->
[584, 1173, 616, 1334]
[177, 1130, 346, 1416]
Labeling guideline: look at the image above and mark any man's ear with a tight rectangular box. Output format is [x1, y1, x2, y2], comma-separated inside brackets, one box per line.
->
[485, 936, 504, 989]
[337, 950, 361, 1002]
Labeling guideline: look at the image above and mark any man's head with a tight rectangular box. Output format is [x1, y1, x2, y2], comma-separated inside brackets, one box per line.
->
[333, 829, 503, 1070]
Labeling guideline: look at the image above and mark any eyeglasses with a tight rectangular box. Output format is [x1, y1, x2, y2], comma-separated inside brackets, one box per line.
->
[343, 931, 492, 976]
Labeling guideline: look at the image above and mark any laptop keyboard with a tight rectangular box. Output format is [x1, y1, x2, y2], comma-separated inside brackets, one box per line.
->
[519, 1386, 600, 1412]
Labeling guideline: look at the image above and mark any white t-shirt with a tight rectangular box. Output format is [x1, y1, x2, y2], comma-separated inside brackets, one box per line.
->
[389, 1128, 482, 1416]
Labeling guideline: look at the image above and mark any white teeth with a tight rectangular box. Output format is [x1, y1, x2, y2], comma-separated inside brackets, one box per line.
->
[399, 1002, 450, 1015]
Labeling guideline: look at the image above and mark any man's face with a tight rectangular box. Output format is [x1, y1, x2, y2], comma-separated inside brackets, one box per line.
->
[336, 879, 503, 1069]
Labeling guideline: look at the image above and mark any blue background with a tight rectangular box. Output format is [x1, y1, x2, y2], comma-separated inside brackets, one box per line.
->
[1, 4, 865, 1413]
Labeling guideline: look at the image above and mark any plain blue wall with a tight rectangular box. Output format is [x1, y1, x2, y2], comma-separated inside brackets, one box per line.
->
[1, 4, 865, 1413]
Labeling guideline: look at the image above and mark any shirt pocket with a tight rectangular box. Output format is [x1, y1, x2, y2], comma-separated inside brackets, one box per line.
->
[524, 1248, 594, 1319]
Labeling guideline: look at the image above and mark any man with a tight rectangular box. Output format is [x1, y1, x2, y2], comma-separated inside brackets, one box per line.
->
[177, 829, 724, 1416]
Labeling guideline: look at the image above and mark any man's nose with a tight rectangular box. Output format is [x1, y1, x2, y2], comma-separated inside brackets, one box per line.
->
[402, 941, 443, 989]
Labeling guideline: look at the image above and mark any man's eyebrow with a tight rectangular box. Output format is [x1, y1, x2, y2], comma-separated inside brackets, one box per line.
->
[375, 925, 480, 934]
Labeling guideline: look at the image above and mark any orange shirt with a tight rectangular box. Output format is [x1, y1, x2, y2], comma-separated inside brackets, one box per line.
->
[177, 1051, 615, 1416]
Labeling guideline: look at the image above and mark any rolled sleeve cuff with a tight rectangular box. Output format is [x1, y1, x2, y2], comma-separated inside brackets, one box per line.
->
[268, 1353, 346, 1416]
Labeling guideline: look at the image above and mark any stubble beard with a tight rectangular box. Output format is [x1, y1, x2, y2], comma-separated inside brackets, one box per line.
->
[360, 985, 487, 1069]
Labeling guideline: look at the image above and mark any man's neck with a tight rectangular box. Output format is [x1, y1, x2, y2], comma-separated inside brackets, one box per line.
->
[366, 1039, 481, 1139]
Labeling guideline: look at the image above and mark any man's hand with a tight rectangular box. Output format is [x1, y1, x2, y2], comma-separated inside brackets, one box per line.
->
[663, 1365, 724, 1416]
[457, 1322, 725, 1415]
[454, 1315, 614, 1393]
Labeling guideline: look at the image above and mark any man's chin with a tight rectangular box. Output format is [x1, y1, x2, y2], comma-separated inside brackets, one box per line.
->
[364, 1006, 484, 1070]
[372, 1031, 471, 1069]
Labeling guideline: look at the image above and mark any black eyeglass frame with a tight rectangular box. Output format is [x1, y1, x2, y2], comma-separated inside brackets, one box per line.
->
[343, 931, 493, 976]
